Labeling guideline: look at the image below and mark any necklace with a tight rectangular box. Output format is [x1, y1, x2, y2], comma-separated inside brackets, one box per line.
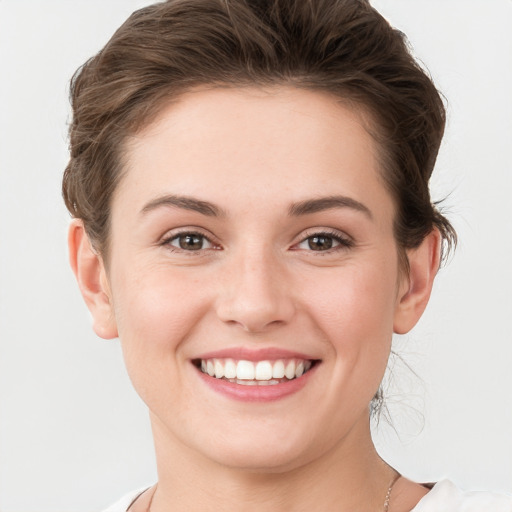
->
[147, 475, 401, 511]
[384, 474, 401, 512]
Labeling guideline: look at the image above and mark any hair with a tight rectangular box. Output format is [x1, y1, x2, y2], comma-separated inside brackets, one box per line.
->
[62, 0, 456, 261]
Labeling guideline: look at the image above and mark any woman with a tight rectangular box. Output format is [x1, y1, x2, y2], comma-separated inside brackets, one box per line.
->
[63, 0, 512, 510]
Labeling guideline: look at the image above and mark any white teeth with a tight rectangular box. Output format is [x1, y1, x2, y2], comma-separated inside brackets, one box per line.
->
[255, 361, 272, 380]
[272, 360, 285, 379]
[224, 359, 237, 379]
[285, 360, 296, 380]
[236, 360, 255, 380]
[232, 379, 281, 386]
[199, 358, 314, 382]
[206, 360, 215, 377]
[214, 359, 224, 379]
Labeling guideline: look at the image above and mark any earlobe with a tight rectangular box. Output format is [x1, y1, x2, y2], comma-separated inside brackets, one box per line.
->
[68, 219, 118, 340]
[393, 229, 441, 335]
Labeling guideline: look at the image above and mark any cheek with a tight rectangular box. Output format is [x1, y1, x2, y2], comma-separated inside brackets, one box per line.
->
[109, 265, 210, 385]
[300, 258, 398, 391]
[304, 261, 398, 338]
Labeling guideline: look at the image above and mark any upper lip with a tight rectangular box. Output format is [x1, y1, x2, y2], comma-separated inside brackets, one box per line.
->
[194, 347, 319, 362]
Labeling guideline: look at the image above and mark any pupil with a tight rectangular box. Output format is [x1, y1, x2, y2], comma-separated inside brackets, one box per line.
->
[309, 236, 333, 251]
[180, 234, 203, 250]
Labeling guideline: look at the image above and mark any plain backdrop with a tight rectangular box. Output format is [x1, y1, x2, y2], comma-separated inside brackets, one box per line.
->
[1, 1, 511, 510]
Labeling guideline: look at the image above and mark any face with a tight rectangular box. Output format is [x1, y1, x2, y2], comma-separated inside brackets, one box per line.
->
[90, 87, 417, 471]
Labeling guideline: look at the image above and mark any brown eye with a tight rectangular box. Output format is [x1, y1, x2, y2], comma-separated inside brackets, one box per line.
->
[168, 233, 212, 251]
[295, 231, 353, 253]
[307, 235, 334, 251]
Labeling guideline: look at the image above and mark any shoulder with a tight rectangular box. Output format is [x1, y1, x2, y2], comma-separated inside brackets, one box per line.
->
[412, 480, 512, 512]
[101, 487, 149, 512]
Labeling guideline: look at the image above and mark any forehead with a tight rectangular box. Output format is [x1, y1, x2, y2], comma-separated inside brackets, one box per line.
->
[117, 86, 392, 221]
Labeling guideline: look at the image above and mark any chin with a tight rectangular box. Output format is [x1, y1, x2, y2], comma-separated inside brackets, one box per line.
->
[188, 420, 329, 474]
[207, 444, 311, 474]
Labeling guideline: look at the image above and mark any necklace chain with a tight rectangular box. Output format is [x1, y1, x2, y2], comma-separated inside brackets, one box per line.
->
[383, 474, 400, 512]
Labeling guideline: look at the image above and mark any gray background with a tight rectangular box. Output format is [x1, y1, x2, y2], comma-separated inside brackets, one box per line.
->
[1, 1, 511, 510]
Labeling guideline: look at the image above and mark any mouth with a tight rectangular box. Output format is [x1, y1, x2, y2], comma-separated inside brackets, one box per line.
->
[193, 358, 318, 386]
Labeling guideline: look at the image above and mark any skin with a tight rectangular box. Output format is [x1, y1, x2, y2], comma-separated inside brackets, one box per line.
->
[69, 87, 439, 511]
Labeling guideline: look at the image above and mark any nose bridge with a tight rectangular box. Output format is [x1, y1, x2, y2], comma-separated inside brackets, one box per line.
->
[216, 242, 295, 332]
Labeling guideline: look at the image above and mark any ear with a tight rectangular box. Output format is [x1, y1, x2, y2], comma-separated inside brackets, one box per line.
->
[393, 229, 441, 334]
[68, 219, 118, 339]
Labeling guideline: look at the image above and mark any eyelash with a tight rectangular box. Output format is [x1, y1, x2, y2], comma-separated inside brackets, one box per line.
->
[161, 228, 354, 254]
[161, 230, 219, 254]
[295, 229, 354, 253]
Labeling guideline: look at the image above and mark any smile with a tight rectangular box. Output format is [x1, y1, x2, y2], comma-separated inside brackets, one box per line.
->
[196, 358, 315, 386]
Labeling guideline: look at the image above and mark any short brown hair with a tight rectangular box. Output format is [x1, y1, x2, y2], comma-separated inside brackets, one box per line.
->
[62, 0, 456, 259]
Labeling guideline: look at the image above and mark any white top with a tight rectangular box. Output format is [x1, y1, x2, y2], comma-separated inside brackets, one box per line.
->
[102, 487, 147, 512]
[103, 480, 512, 512]
[411, 480, 512, 511]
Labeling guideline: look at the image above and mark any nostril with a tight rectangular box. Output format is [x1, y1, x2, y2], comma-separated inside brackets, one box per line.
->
[216, 300, 295, 333]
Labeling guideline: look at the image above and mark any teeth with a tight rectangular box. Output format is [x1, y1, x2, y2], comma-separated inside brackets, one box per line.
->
[257, 379, 279, 386]
[214, 359, 224, 379]
[198, 358, 314, 382]
[285, 360, 296, 380]
[234, 379, 281, 386]
[236, 360, 255, 380]
[272, 360, 285, 379]
[224, 359, 237, 379]
[255, 361, 272, 380]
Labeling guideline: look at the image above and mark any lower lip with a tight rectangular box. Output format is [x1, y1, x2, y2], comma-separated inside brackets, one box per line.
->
[195, 364, 318, 402]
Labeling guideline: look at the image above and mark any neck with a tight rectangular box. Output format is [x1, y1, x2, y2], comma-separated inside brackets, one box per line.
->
[149, 413, 396, 512]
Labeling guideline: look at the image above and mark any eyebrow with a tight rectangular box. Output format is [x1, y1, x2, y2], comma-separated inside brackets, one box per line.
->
[140, 194, 225, 217]
[288, 196, 373, 219]
[140, 193, 372, 219]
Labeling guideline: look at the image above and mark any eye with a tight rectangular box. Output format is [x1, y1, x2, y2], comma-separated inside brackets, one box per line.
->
[166, 232, 214, 251]
[296, 231, 353, 252]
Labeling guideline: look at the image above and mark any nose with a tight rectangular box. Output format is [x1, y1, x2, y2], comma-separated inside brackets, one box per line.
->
[215, 247, 296, 333]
